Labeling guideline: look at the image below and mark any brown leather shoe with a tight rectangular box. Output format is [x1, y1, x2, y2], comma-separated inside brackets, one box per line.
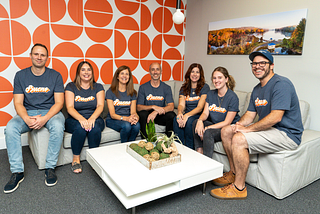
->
[210, 183, 247, 200]
[212, 171, 235, 186]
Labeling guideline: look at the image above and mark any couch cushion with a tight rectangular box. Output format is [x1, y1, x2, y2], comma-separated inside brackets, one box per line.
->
[299, 100, 309, 128]
[173, 81, 183, 109]
[234, 90, 250, 117]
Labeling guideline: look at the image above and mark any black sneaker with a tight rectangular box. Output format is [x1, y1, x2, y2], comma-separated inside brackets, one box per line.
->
[45, 168, 57, 187]
[4, 172, 25, 194]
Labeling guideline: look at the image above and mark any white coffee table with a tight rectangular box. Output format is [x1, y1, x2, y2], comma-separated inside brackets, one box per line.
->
[87, 141, 223, 213]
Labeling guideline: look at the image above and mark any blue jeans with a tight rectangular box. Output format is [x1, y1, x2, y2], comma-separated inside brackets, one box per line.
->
[65, 117, 105, 155]
[105, 118, 140, 143]
[173, 114, 199, 149]
[5, 110, 65, 173]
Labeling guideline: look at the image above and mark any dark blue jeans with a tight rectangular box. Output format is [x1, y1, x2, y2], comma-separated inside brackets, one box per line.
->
[173, 114, 199, 149]
[65, 117, 105, 155]
[105, 118, 140, 143]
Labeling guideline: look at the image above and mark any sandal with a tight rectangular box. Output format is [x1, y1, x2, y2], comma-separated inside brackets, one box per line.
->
[71, 162, 82, 173]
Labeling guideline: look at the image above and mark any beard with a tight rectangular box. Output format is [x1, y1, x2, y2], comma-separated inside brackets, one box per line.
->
[253, 66, 271, 80]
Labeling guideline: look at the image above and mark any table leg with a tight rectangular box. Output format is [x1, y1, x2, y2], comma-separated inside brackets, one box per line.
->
[132, 206, 136, 214]
[202, 182, 206, 195]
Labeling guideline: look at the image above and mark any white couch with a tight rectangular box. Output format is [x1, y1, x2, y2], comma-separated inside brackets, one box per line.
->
[27, 80, 183, 169]
[27, 81, 320, 199]
[212, 90, 320, 199]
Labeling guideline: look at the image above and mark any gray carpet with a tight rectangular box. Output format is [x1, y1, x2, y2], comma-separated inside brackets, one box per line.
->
[0, 146, 319, 214]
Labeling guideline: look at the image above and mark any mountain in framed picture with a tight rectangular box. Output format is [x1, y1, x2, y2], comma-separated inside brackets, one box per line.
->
[207, 9, 307, 55]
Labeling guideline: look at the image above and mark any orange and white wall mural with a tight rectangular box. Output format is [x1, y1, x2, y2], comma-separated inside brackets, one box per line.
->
[0, 0, 186, 134]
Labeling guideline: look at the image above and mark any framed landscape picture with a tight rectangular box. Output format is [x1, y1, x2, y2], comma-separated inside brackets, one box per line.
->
[207, 9, 307, 55]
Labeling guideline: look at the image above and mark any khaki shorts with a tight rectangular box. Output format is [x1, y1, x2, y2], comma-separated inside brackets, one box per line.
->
[241, 127, 298, 154]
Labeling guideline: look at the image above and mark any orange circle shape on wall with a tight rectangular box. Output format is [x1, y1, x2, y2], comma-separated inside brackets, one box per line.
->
[0, 76, 13, 91]
[152, 34, 162, 59]
[114, 30, 127, 58]
[0, 57, 11, 72]
[86, 44, 113, 58]
[68, 0, 83, 25]
[0, 4, 9, 18]
[140, 4, 151, 31]
[0, 20, 11, 55]
[85, 11, 112, 28]
[140, 33, 151, 59]
[51, 24, 83, 41]
[100, 60, 113, 84]
[161, 61, 171, 81]
[70, 59, 99, 82]
[0, 76, 13, 108]
[152, 8, 163, 33]
[85, 28, 112, 43]
[115, 60, 139, 71]
[156, 0, 164, 5]
[115, 0, 139, 15]
[10, 0, 29, 18]
[53, 42, 84, 58]
[174, 15, 185, 35]
[31, 0, 49, 22]
[52, 58, 68, 84]
[128, 32, 139, 59]
[85, 0, 112, 12]
[140, 74, 151, 85]
[163, 48, 181, 60]
[164, 0, 185, 8]
[50, 0, 66, 22]
[163, 7, 173, 33]
[140, 60, 161, 73]
[0, 111, 13, 126]
[115, 17, 139, 31]
[172, 61, 183, 81]
[33, 24, 51, 54]
[164, 35, 182, 47]
[11, 21, 31, 55]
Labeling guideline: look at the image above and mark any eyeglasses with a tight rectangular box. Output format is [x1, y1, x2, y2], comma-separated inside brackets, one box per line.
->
[250, 61, 270, 67]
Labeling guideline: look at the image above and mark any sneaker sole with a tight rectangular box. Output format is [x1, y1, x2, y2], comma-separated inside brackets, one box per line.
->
[45, 179, 57, 187]
[210, 191, 247, 200]
[4, 177, 25, 194]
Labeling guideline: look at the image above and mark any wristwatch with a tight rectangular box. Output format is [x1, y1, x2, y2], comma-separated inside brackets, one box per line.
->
[120, 116, 123, 121]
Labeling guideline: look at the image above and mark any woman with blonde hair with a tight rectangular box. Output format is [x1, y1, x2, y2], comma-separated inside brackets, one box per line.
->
[193, 66, 240, 157]
[105, 66, 140, 142]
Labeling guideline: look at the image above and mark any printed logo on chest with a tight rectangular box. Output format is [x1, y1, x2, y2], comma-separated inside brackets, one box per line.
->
[255, 98, 268, 107]
[75, 96, 95, 102]
[208, 104, 226, 113]
[25, 85, 50, 93]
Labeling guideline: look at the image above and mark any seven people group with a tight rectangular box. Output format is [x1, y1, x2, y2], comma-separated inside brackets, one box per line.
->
[4, 44, 303, 201]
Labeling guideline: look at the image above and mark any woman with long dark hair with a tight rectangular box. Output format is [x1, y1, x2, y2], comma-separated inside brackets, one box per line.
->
[65, 61, 105, 173]
[173, 63, 210, 149]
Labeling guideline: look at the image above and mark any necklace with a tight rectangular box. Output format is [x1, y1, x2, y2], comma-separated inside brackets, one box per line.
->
[218, 95, 225, 108]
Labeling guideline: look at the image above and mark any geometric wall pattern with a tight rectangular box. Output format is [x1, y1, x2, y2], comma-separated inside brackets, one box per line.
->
[0, 0, 187, 128]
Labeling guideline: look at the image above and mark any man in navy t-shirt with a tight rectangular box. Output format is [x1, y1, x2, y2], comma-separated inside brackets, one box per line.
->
[210, 50, 303, 200]
[137, 62, 176, 138]
[4, 44, 65, 193]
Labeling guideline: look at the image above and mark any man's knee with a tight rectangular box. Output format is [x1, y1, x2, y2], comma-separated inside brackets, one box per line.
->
[231, 132, 248, 149]
[47, 113, 65, 133]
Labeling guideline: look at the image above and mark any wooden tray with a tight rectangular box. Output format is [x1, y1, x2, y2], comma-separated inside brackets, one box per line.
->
[126, 144, 181, 170]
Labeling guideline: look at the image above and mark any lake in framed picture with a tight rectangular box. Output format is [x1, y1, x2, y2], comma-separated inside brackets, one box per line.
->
[207, 9, 307, 55]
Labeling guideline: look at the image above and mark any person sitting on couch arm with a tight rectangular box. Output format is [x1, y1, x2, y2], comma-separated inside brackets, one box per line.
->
[65, 61, 105, 173]
[193, 66, 240, 156]
[173, 63, 210, 149]
[105, 65, 140, 143]
[210, 50, 304, 200]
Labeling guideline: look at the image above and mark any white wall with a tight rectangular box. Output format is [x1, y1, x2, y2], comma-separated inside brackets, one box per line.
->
[184, 0, 320, 131]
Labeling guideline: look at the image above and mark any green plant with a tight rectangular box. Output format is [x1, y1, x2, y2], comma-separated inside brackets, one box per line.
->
[140, 120, 156, 142]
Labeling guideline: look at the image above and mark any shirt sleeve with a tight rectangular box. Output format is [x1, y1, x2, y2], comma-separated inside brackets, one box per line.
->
[164, 84, 174, 104]
[13, 72, 24, 94]
[271, 81, 291, 111]
[106, 88, 113, 100]
[200, 84, 210, 95]
[227, 92, 240, 112]
[54, 72, 65, 93]
[137, 84, 145, 105]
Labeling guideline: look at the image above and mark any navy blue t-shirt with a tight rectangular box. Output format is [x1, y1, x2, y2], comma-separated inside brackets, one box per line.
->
[106, 88, 137, 119]
[179, 83, 210, 113]
[13, 67, 64, 110]
[65, 82, 104, 119]
[137, 81, 174, 107]
[206, 89, 240, 124]
[247, 74, 303, 145]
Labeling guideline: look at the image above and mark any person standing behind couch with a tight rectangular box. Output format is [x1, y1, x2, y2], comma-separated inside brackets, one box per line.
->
[4, 43, 65, 193]
[173, 63, 210, 149]
[137, 62, 176, 139]
[105, 66, 140, 143]
[65, 61, 105, 173]
[193, 67, 240, 157]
